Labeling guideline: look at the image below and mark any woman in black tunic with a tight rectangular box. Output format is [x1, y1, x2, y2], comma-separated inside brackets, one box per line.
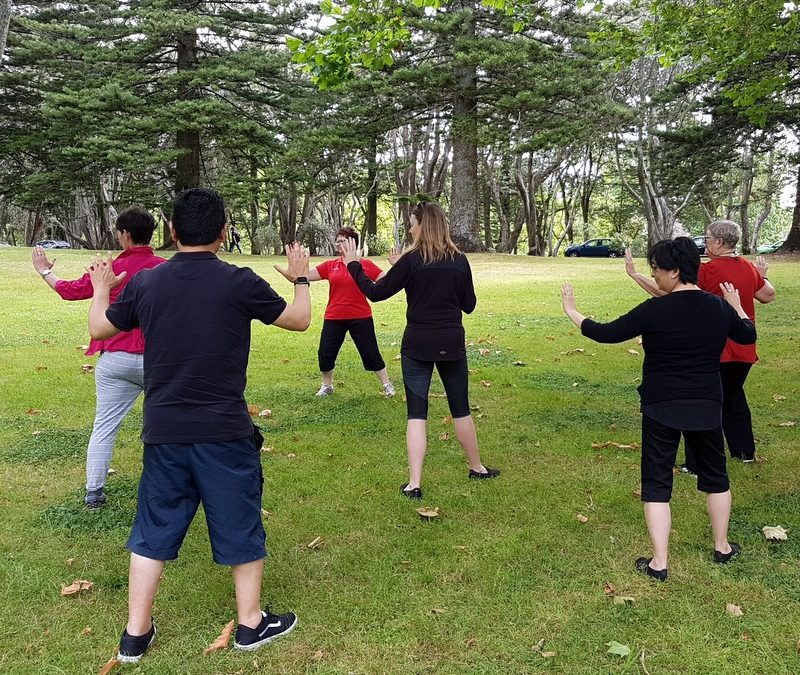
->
[561, 237, 755, 581]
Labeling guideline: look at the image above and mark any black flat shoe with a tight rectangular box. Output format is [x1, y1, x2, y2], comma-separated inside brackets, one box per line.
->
[635, 557, 668, 581]
[469, 467, 500, 480]
[400, 483, 422, 500]
[713, 542, 741, 564]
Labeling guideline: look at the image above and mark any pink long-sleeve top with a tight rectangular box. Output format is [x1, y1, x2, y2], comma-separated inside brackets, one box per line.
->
[54, 246, 166, 356]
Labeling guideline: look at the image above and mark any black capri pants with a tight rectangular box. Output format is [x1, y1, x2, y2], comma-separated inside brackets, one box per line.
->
[402, 354, 471, 420]
[641, 414, 729, 502]
[318, 318, 386, 373]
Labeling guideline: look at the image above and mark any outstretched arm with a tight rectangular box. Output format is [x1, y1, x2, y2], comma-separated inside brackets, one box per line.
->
[625, 248, 665, 297]
[87, 254, 126, 340]
[343, 238, 410, 302]
[561, 283, 588, 328]
[273, 243, 312, 331]
[273, 262, 321, 283]
[31, 246, 63, 292]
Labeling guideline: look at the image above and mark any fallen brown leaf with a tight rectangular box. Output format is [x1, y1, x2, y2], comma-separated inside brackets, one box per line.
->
[35, 366, 47, 371]
[307, 536, 323, 549]
[431, 607, 446, 614]
[61, 579, 94, 596]
[204, 619, 235, 654]
[576, 513, 589, 523]
[78, 344, 90, 350]
[513, 360, 525, 366]
[603, 582, 615, 596]
[442, 415, 452, 424]
[545, 335, 555, 341]
[726, 603, 744, 617]
[762, 525, 788, 541]
[740, 632, 753, 642]
[98, 657, 120, 675]
[286, 453, 296, 459]
[613, 596, 635, 605]
[247, 404, 260, 416]
[480, 380, 492, 387]
[465, 637, 476, 648]
[541, 651, 556, 658]
[81, 364, 94, 374]
[81, 626, 91, 636]
[438, 432, 450, 441]
[773, 394, 787, 402]
[478, 348, 490, 356]
[260, 509, 272, 519]
[626, 349, 640, 356]
[66, 557, 75, 567]
[453, 545, 468, 551]
[393, 354, 401, 360]
[562, 348, 585, 355]
[261, 446, 273, 453]
[532, 638, 546, 652]
[312, 649, 324, 660]
[416, 506, 440, 520]
[779, 420, 795, 427]
[258, 409, 272, 418]
[25, 408, 42, 415]
[632, 489, 642, 498]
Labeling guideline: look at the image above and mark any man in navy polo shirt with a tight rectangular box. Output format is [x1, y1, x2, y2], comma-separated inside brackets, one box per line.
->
[87, 188, 311, 662]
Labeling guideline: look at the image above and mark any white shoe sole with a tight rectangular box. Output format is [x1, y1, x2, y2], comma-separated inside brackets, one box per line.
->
[234, 615, 298, 651]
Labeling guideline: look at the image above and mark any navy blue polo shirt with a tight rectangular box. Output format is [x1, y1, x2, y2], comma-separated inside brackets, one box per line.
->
[106, 251, 287, 444]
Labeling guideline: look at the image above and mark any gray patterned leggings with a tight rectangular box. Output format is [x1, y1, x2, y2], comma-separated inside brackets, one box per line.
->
[86, 351, 144, 493]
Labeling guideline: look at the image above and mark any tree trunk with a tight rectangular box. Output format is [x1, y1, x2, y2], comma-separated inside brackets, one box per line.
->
[0, 0, 11, 59]
[783, 166, 800, 252]
[448, 2, 482, 252]
[364, 139, 378, 240]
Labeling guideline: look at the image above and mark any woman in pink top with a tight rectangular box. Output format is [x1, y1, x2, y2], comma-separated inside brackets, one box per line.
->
[32, 207, 166, 507]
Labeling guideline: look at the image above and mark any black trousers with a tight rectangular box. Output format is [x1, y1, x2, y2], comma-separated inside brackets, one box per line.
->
[317, 318, 385, 373]
[641, 415, 729, 502]
[685, 362, 755, 469]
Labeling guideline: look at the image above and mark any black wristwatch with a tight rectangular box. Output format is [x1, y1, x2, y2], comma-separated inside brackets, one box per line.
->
[293, 276, 310, 285]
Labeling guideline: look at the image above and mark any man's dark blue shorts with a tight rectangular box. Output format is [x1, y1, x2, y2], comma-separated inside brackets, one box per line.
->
[126, 437, 266, 566]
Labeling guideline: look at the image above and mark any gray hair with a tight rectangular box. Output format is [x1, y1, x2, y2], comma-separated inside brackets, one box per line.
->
[707, 220, 741, 248]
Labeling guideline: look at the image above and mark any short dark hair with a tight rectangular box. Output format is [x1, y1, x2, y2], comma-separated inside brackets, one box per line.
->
[172, 188, 226, 246]
[647, 236, 700, 284]
[336, 227, 358, 246]
[115, 207, 156, 245]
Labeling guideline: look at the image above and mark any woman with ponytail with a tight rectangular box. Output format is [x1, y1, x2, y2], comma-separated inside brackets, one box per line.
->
[342, 202, 499, 500]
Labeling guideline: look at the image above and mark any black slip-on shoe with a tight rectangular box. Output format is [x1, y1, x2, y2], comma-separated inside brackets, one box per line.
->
[234, 609, 297, 651]
[400, 483, 423, 500]
[468, 467, 500, 480]
[635, 557, 668, 582]
[118, 622, 156, 663]
[713, 542, 741, 564]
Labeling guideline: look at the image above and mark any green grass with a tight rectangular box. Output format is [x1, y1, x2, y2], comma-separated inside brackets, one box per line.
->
[0, 247, 798, 674]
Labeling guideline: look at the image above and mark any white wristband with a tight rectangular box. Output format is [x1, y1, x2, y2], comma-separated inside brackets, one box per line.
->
[41, 269, 52, 277]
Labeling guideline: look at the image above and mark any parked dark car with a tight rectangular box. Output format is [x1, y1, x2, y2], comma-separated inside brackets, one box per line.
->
[564, 238, 624, 258]
[36, 239, 71, 249]
[692, 235, 706, 255]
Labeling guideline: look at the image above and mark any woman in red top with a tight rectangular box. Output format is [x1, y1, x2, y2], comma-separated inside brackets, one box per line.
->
[275, 227, 395, 397]
[31, 207, 166, 507]
[625, 220, 776, 463]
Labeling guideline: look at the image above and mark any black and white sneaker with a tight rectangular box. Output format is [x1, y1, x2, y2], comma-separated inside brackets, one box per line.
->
[234, 609, 297, 651]
[85, 488, 107, 509]
[117, 622, 156, 663]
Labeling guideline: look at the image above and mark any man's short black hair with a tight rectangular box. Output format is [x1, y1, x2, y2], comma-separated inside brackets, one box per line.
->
[172, 188, 226, 246]
[647, 236, 700, 284]
[116, 207, 156, 245]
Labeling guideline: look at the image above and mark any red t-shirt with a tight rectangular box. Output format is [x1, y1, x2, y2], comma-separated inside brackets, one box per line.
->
[316, 257, 383, 320]
[698, 256, 765, 363]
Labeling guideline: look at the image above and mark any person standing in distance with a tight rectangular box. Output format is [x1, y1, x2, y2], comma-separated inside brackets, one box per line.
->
[31, 207, 166, 508]
[86, 188, 311, 662]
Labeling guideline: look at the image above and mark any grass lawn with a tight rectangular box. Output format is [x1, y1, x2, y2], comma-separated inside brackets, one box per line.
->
[0, 246, 798, 674]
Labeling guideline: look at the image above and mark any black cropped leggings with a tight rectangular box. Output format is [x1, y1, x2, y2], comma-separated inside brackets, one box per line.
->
[402, 354, 471, 420]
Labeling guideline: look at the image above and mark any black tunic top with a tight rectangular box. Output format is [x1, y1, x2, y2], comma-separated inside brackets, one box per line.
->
[347, 250, 476, 361]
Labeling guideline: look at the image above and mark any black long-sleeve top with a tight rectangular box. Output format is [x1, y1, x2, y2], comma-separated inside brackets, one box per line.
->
[347, 250, 476, 361]
[581, 291, 756, 406]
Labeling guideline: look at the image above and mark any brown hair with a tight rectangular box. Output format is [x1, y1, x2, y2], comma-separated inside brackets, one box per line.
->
[336, 226, 359, 246]
[407, 202, 460, 263]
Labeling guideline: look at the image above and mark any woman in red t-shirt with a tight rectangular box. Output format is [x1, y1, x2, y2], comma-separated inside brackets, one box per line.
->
[625, 220, 776, 463]
[275, 227, 396, 397]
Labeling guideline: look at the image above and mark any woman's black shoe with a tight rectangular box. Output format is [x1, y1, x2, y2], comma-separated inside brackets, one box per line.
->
[469, 467, 500, 480]
[635, 557, 668, 581]
[400, 483, 422, 500]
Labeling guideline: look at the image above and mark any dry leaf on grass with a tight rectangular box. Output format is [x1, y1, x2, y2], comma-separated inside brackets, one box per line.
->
[513, 360, 526, 366]
[247, 404, 260, 416]
[541, 651, 556, 658]
[416, 506, 440, 520]
[261, 446, 273, 453]
[779, 420, 795, 427]
[307, 537, 323, 549]
[465, 637, 476, 648]
[203, 619, 235, 654]
[66, 557, 75, 567]
[393, 354, 402, 360]
[773, 394, 787, 402]
[106, 468, 116, 476]
[441, 415, 452, 424]
[633, 489, 642, 498]
[453, 545, 468, 550]
[35, 366, 47, 371]
[25, 408, 42, 415]
[258, 409, 272, 418]
[546, 335, 555, 341]
[603, 582, 615, 596]
[613, 596, 635, 605]
[480, 380, 492, 387]
[438, 432, 450, 441]
[81, 364, 94, 374]
[286, 453, 296, 459]
[591, 441, 640, 450]
[562, 348, 585, 355]
[260, 509, 272, 519]
[740, 632, 753, 641]
[532, 638, 545, 652]
[762, 525, 788, 541]
[606, 641, 631, 657]
[626, 349, 640, 356]
[81, 626, 91, 636]
[98, 657, 120, 675]
[431, 608, 446, 614]
[61, 579, 94, 596]
[576, 514, 589, 523]
[78, 344, 90, 350]
[726, 603, 744, 617]
[312, 649, 324, 660]
[636, 337, 643, 345]
[478, 348, 490, 356]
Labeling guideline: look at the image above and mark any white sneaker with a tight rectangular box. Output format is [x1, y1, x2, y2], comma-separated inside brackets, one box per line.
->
[382, 382, 396, 397]
[316, 384, 334, 397]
